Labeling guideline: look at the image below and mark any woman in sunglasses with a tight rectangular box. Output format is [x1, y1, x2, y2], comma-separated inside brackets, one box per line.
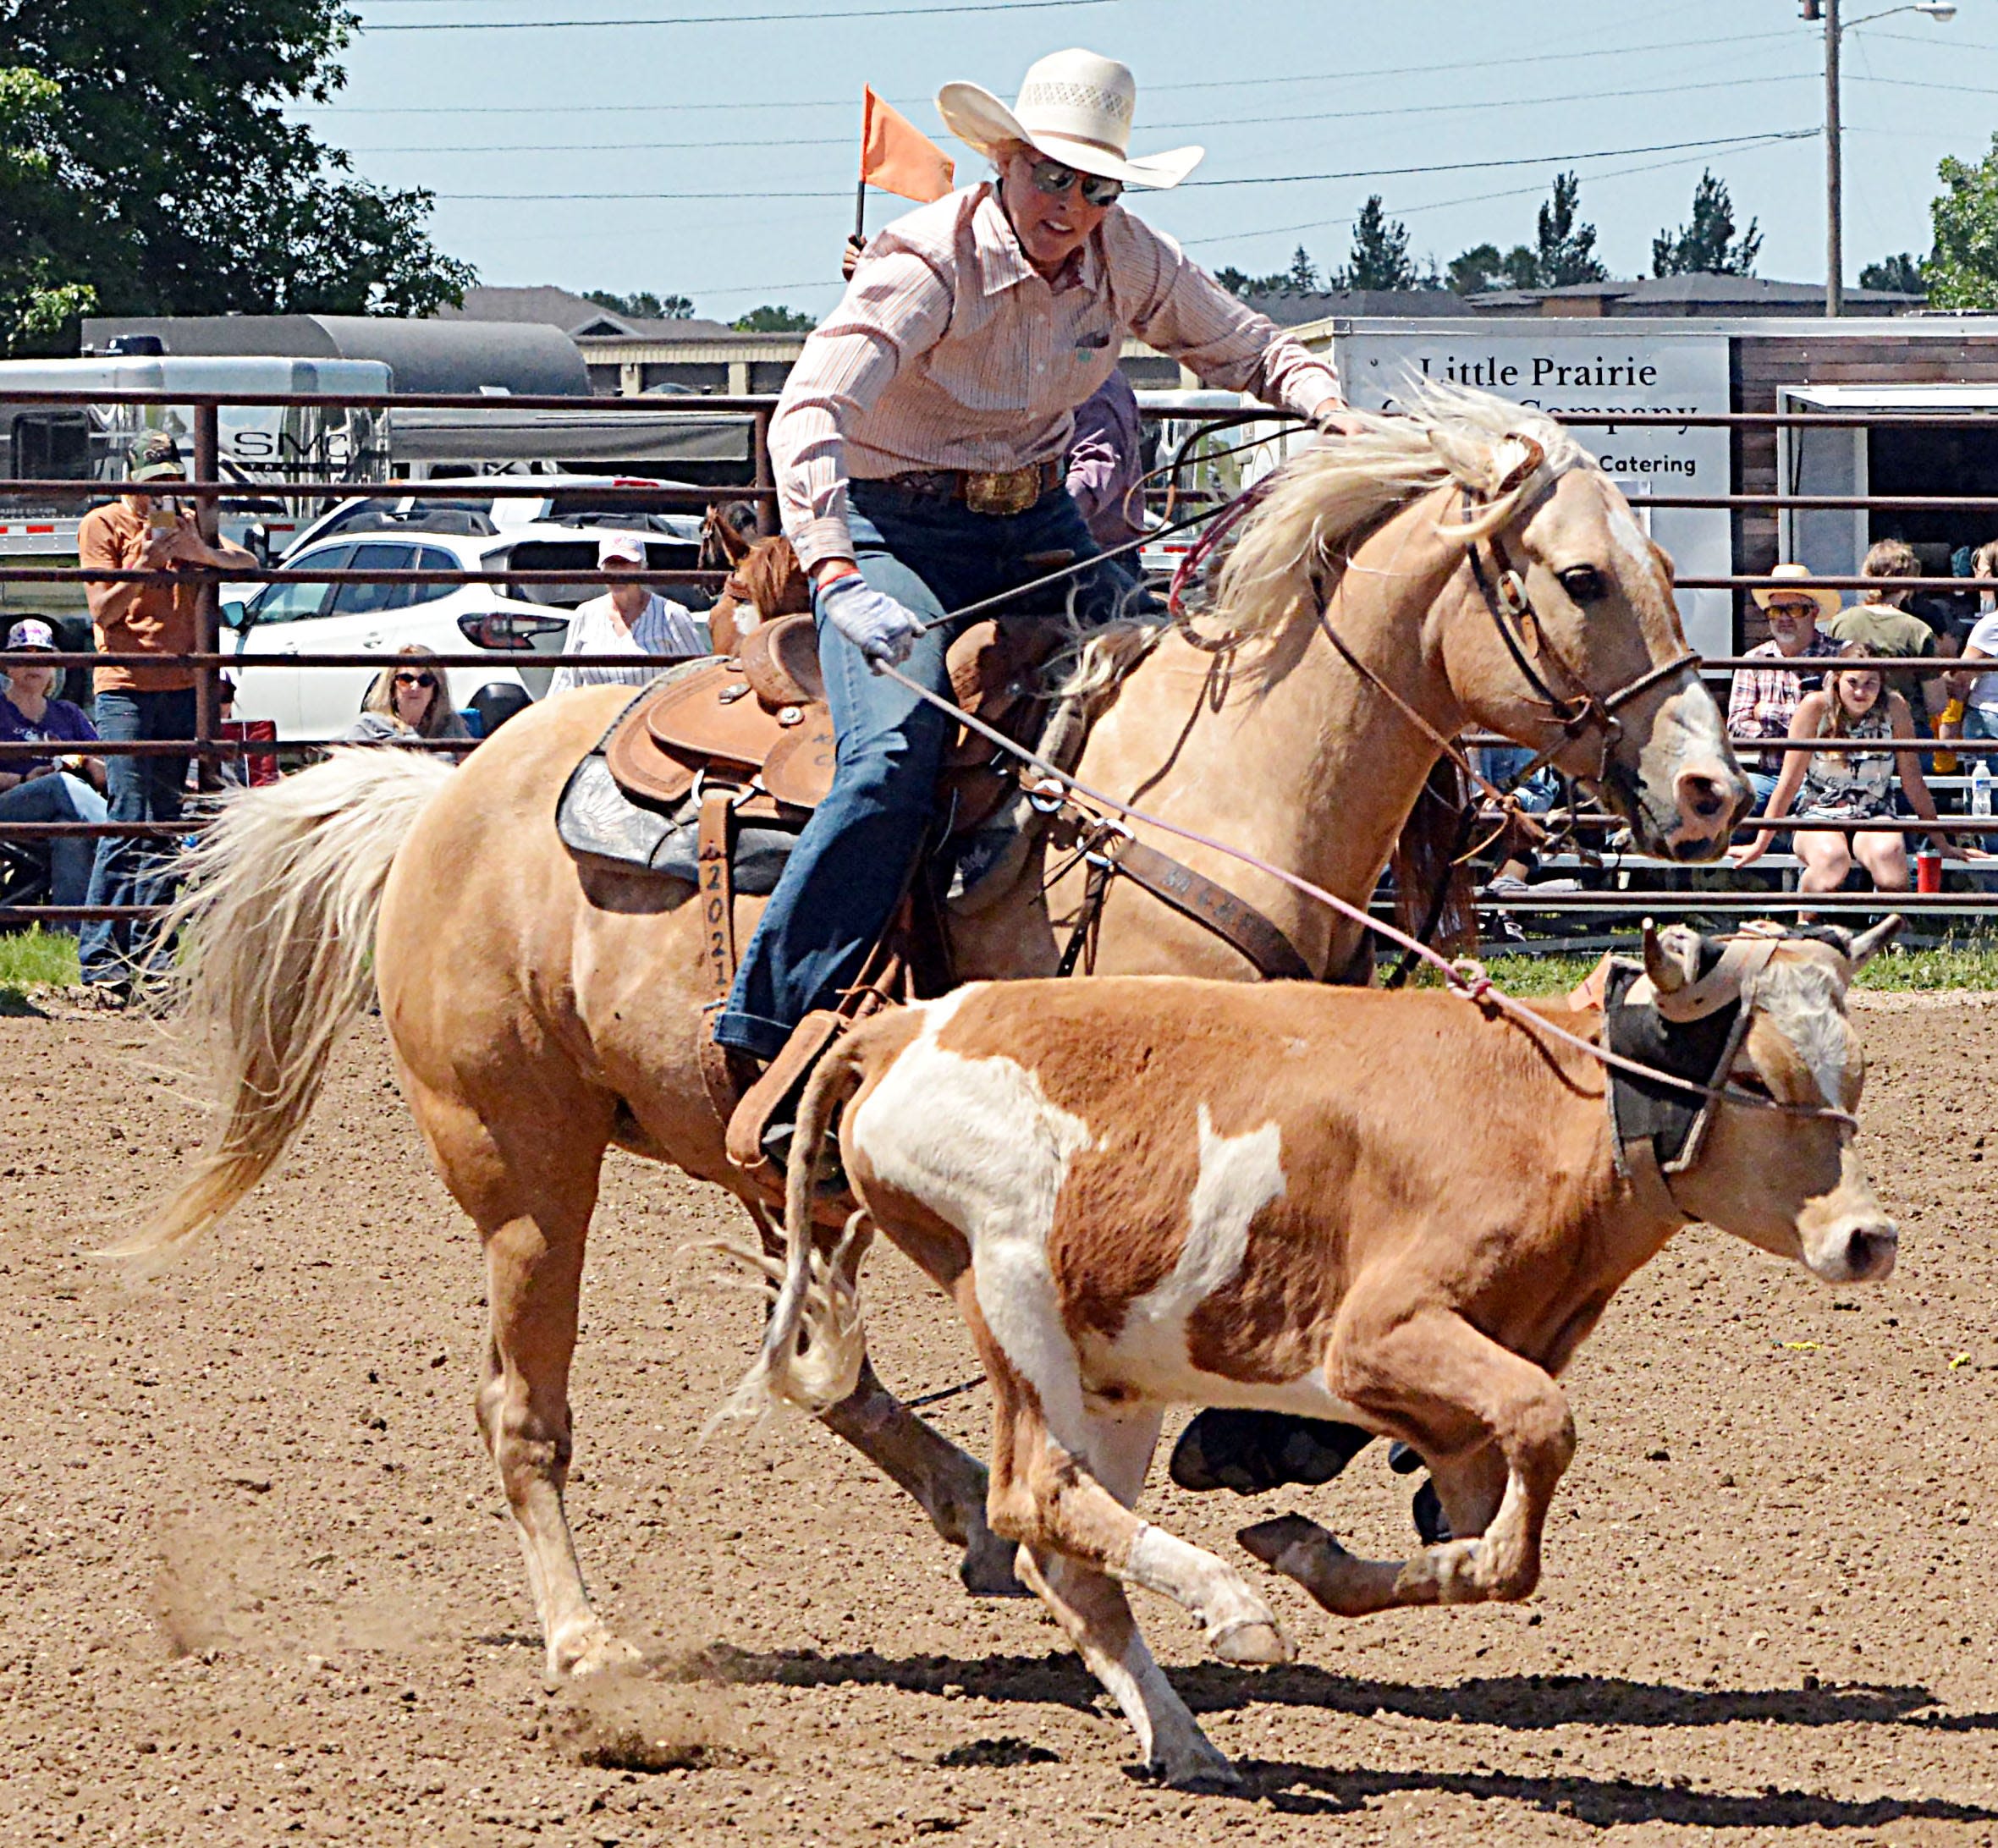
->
[719, 47, 1356, 1081]
[344, 645, 471, 746]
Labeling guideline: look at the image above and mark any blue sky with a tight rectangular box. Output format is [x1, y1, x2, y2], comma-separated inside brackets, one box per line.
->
[293, 0, 1996, 322]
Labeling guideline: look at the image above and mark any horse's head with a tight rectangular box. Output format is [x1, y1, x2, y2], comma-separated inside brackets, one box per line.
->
[708, 529, 812, 657]
[1425, 415, 1750, 861]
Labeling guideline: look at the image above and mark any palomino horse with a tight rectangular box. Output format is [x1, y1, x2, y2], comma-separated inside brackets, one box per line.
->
[131, 384, 1748, 1680]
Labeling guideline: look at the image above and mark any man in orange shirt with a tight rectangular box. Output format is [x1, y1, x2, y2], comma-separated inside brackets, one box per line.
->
[76, 430, 257, 998]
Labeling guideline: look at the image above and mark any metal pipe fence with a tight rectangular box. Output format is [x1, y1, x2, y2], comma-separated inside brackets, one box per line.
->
[14, 386, 1998, 947]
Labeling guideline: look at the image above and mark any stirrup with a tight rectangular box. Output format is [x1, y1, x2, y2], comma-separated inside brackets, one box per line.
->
[724, 1009, 849, 1196]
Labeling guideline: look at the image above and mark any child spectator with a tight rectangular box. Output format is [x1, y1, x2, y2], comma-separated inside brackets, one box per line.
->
[1733, 642, 1945, 897]
[1826, 538, 1949, 732]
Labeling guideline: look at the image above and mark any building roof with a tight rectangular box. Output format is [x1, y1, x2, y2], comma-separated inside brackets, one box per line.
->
[1239, 288, 1469, 325]
[1465, 274, 1924, 313]
[433, 286, 746, 342]
[79, 313, 592, 395]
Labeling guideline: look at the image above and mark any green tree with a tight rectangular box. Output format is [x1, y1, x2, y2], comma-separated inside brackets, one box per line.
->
[1531, 172, 1608, 287]
[1285, 245, 1321, 292]
[1, 0, 473, 322]
[1341, 195, 1417, 291]
[1858, 252, 1927, 295]
[0, 69, 94, 353]
[586, 289, 694, 320]
[1651, 169, 1762, 277]
[730, 305, 816, 333]
[1213, 263, 1294, 300]
[1928, 134, 1998, 309]
[1445, 242, 1509, 295]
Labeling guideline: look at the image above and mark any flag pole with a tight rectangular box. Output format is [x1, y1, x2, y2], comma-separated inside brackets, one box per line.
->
[853, 88, 871, 252]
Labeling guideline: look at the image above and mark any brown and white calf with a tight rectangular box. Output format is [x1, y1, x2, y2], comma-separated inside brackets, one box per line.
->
[724, 920, 1902, 1787]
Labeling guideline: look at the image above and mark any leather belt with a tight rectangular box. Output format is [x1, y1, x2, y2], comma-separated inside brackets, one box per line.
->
[872, 459, 1064, 516]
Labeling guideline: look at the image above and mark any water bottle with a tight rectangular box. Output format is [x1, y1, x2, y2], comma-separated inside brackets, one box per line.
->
[1973, 759, 1991, 821]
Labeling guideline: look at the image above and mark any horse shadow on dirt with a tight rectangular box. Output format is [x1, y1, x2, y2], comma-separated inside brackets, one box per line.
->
[680, 1645, 1998, 1828]
[1228, 1761, 1998, 1829]
[684, 1643, 1945, 1732]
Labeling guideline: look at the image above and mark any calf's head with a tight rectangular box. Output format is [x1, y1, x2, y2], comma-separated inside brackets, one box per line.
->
[1648, 917, 1901, 1284]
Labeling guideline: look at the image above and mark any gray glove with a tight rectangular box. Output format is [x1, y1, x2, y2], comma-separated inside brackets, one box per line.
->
[815, 572, 921, 668]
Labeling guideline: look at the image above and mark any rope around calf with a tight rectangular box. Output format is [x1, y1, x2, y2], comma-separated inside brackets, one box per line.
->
[874, 661, 1859, 1132]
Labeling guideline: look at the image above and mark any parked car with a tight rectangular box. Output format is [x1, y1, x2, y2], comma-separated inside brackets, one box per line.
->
[223, 512, 708, 742]
[274, 475, 707, 565]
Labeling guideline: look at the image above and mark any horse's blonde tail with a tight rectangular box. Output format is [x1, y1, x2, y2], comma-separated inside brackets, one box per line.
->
[107, 748, 455, 1262]
[711, 1039, 871, 1429]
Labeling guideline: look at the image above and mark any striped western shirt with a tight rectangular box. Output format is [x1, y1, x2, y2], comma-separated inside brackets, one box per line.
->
[548, 591, 708, 695]
[771, 184, 1344, 569]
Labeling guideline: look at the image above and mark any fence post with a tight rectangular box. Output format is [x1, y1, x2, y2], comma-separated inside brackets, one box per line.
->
[751, 407, 776, 538]
[192, 403, 220, 778]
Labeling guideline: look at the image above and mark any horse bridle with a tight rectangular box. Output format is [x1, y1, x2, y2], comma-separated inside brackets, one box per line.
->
[1461, 474, 1700, 790]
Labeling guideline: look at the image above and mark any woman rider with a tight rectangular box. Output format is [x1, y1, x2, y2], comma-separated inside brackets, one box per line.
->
[715, 47, 1356, 1090]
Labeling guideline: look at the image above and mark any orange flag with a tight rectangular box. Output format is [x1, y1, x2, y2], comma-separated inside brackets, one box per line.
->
[861, 87, 955, 204]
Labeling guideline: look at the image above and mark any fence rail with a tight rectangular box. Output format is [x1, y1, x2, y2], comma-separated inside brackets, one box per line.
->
[14, 383, 1998, 951]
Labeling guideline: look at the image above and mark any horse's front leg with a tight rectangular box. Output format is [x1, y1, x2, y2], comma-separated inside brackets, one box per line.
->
[1239, 1302, 1574, 1617]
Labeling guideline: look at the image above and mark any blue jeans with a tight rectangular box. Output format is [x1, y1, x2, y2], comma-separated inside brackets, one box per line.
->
[0, 771, 110, 920]
[715, 483, 1137, 1059]
[80, 686, 194, 985]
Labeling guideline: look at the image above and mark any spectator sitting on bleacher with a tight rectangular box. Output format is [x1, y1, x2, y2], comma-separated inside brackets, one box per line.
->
[1825, 538, 1950, 734]
[341, 645, 472, 745]
[0, 618, 108, 923]
[1728, 563, 1841, 812]
[1945, 538, 1998, 745]
[1733, 642, 1944, 898]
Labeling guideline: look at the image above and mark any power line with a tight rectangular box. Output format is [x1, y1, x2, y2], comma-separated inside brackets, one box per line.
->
[365, 0, 1104, 28]
[286, 25, 1802, 110]
[1189, 129, 1821, 255]
[432, 129, 1820, 201]
[346, 70, 1820, 157]
[552, 130, 1821, 298]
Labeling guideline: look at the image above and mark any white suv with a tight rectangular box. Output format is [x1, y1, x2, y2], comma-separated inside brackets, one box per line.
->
[222, 515, 705, 741]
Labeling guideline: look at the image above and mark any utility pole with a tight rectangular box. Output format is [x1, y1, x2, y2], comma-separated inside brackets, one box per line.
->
[1825, 0, 1843, 316]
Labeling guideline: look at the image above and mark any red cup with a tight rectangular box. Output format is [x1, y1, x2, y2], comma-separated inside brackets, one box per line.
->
[1917, 850, 1943, 894]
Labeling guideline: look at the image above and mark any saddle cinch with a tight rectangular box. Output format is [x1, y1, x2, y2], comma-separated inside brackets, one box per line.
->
[600, 608, 1071, 840]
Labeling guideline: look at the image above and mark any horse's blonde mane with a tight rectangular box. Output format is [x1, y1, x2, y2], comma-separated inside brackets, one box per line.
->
[1211, 378, 1591, 643]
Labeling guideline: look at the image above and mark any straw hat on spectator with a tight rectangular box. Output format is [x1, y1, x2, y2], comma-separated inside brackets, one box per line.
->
[937, 49, 1203, 190]
[1751, 562, 1841, 619]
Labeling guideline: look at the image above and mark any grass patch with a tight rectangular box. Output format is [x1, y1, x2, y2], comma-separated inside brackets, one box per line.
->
[1423, 934, 1998, 998]
[0, 927, 78, 998]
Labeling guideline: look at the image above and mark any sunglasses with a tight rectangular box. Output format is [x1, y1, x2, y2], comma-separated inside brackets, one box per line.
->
[1765, 602, 1818, 619]
[1027, 157, 1122, 208]
[394, 672, 437, 690]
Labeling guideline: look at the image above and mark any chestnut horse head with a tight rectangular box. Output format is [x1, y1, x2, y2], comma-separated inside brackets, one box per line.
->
[702, 503, 810, 657]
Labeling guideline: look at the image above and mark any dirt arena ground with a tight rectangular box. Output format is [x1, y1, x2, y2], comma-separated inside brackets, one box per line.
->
[4, 992, 1998, 1846]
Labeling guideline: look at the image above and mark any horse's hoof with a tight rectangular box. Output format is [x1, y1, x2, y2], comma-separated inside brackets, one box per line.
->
[1170, 1410, 1374, 1496]
[1208, 1617, 1294, 1667]
[1412, 1478, 1452, 1546]
[1236, 1511, 1340, 1571]
[550, 1625, 646, 1681]
[1148, 1746, 1241, 1791]
[958, 1532, 1028, 1598]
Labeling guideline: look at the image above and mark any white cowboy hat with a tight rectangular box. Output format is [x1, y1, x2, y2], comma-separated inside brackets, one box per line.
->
[936, 49, 1203, 191]
[1751, 561, 1842, 619]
